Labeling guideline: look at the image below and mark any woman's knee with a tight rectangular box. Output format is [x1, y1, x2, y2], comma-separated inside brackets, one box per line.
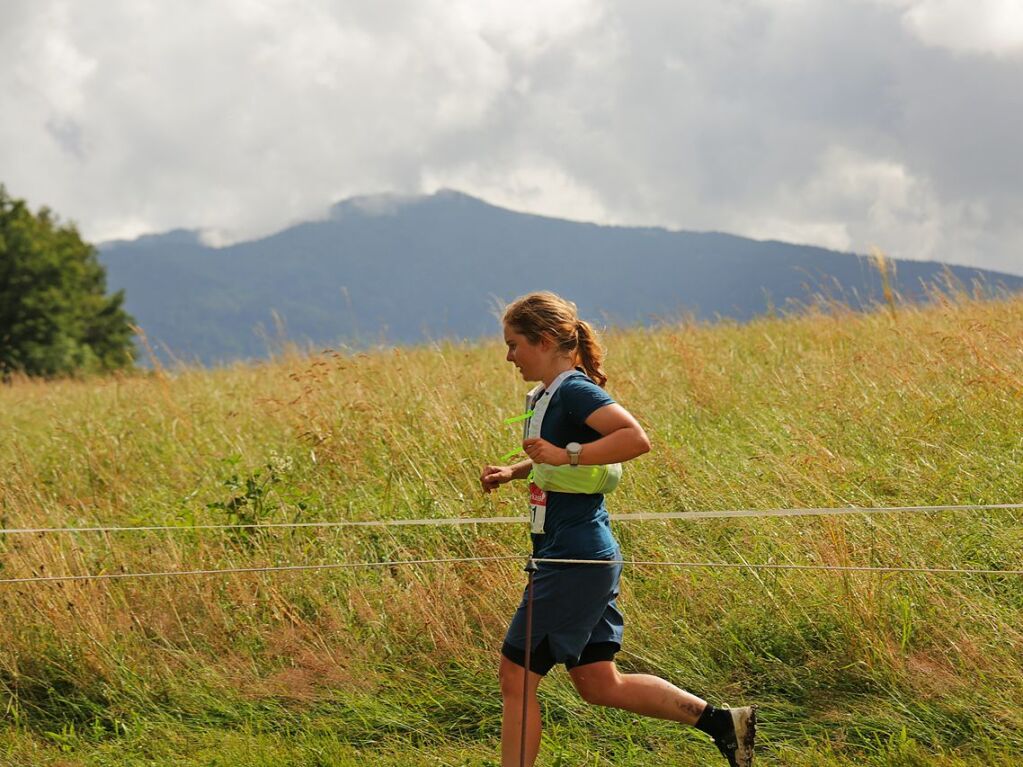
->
[576, 680, 617, 707]
[499, 655, 530, 700]
[571, 663, 622, 707]
[576, 683, 604, 706]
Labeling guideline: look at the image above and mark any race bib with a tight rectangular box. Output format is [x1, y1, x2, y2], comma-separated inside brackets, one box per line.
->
[529, 481, 547, 534]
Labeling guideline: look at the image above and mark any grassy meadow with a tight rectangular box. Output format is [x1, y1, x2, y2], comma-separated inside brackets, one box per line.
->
[2, 293, 1022, 766]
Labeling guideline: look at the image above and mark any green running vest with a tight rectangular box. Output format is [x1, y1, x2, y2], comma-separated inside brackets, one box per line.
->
[524, 369, 622, 534]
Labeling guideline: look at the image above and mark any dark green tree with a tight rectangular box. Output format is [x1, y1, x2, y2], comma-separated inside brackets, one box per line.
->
[0, 185, 135, 377]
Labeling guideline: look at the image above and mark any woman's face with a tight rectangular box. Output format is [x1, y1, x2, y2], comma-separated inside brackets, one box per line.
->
[503, 325, 549, 381]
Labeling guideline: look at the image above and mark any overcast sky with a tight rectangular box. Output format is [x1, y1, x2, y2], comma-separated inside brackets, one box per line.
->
[2, 0, 1021, 275]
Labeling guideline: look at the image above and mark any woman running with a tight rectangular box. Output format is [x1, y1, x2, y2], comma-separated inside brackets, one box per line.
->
[480, 291, 756, 767]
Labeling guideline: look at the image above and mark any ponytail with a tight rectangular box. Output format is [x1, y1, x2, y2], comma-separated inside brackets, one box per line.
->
[502, 291, 608, 387]
[575, 319, 607, 387]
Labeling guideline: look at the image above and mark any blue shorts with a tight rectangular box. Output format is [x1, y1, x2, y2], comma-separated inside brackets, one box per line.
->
[502, 554, 624, 675]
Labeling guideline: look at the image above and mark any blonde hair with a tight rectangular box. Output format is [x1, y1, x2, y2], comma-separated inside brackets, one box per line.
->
[502, 291, 607, 387]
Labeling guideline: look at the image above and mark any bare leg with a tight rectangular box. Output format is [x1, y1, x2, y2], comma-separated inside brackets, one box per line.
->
[499, 654, 544, 767]
[568, 660, 707, 724]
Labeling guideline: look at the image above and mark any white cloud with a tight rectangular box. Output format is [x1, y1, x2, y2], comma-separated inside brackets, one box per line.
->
[29, 10, 97, 116]
[422, 160, 613, 225]
[736, 146, 944, 257]
[455, 0, 600, 54]
[0, 0, 1021, 276]
[897, 0, 1023, 56]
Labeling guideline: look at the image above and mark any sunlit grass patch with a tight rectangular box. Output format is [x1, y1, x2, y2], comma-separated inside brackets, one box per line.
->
[2, 293, 1022, 764]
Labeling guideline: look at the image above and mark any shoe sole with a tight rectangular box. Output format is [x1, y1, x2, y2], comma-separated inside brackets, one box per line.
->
[729, 705, 757, 767]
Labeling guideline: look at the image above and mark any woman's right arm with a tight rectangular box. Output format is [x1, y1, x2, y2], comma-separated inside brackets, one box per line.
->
[480, 459, 533, 493]
[508, 460, 533, 480]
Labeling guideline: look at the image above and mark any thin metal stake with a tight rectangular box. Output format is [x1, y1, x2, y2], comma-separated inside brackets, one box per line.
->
[519, 557, 538, 767]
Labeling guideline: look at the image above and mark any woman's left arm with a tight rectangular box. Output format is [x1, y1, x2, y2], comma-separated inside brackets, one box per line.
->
[522, 403, 651, 466]
[579, 403, 651, 464]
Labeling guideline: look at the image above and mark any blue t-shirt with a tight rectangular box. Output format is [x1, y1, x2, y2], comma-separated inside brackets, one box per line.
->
[530, 371, 619, 560]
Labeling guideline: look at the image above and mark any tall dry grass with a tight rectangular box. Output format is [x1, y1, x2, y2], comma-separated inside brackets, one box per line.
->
[1, 293, 1022, 765]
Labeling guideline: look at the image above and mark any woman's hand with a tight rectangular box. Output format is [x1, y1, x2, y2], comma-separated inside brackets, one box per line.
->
[480, 465, 515, 493]
[522, 437, 569, 466]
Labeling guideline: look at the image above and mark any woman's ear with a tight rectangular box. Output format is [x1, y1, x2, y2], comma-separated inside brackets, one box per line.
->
[537, 333, 553, 351]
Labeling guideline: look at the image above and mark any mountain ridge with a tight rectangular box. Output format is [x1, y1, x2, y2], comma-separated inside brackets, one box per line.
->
[98, 190, 1023, 365]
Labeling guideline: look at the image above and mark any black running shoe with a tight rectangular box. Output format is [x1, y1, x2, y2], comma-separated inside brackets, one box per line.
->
[713, 705, 757, 767]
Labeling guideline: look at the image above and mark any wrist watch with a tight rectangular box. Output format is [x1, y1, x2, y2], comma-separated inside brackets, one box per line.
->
[566, 442, 582, 466]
